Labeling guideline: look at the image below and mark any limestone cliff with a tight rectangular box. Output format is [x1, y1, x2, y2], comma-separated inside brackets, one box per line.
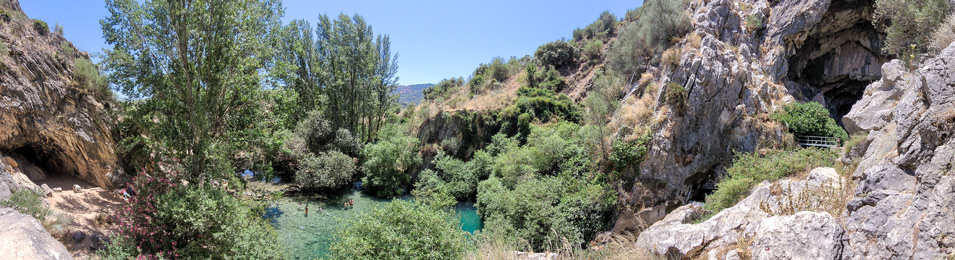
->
[626, 0, 888, 219]
[0, 0, 121, 188]
[633, 36, 955, 260]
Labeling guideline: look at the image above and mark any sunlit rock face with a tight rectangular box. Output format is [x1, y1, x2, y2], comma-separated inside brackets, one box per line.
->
[0, 0, 122, 188]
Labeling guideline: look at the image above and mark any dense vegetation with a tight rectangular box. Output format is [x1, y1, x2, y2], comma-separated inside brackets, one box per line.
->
[704, 148, 838, 213]
[874, 0, 950, 57]
[329, 200, 469, 259]
[773, 102, 848, 141]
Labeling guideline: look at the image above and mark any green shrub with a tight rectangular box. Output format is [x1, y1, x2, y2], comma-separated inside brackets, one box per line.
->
[535, 40, 579, 70]
[73, 58, 113, 101]
[329, 200, 469, 260]
[54, 22, 63, 35]
[609, 0, 690, 81]
[290, 111, 361, 157]
[874, 0, 949, 56]
[416, 151, 493, 200]
[424, 77, 464, 101]
[32, 19, 48, 35]
[665, 82, 686, 110]
[581, 39, 603, 65]
[773, 102, 848, 141]
[487, 57, 510, 82]
[361, 124, 422, 197]
[704, 148, 837, 212]
[0, 189, 58, 232]
[745, 13, 765, 32]
[573, 11, 618, 41]
[109, 169, 283, 259]
[476, 174, 615, 251]
[609, 135, 650, 182]
[295, 151, 356, 191]
[525, 65, 567, 92]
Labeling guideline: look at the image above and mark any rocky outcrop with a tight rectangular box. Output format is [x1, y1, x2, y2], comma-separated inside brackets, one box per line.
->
[630, 0, 888, 219]
[0, 0, 121, 188]
[636, 168, 846, 259]
[0, 208, 73, 260]
[837, 41, 955, 260]
[637, 41, 955, 259]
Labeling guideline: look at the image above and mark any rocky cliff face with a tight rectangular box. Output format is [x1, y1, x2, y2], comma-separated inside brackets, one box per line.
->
[630, 0, 887, 219]
[0, 0, 121, 188]
[634, 38, 955, 260]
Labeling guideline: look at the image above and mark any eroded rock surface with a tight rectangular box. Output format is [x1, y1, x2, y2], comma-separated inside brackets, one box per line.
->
[0, 208, 73, 260]
[0, 0, 121, 188]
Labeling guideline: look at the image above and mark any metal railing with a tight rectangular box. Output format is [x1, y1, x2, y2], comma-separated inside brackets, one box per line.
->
[797, 136, 840, 148]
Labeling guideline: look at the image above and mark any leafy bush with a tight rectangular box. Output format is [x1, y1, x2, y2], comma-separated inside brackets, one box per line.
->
[874, 0, 949, 56]
[291, 111, 361, 157]
[109, 168, 283, 259]
[535, 40, 579, 70]
[773, 102, 848, 141]
[608, 135, 650, 182]
[704, 148, 837, 212]
[424, 77, 464, 101]
[525, 65, 567, 92]
[329, 200, 469, 260]
[33, 19, 48, 35]
[73, 58, 113, 101]
[665, 82, 686, 110]
[745, 13, 765, 32]
[295, 151, 356, 191]
[476, 174, 615, 251]
[416, 151, 493, 200]
[498, 87, 581, 140]
[573, 11, 617, 41]
[609, 0, 690, 81]
[487, 57, 510, 83]
[581, 39, 603, 65]
[361, 124, 422, 197]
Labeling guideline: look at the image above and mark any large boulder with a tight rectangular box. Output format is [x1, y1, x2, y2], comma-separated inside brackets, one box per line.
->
[636, 168, 846, 259]
[0, 208, 73, 260]
[0, 0, 122, 188]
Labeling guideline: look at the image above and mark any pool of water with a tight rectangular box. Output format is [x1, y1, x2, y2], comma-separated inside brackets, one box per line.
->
[265, 189, 482, 259]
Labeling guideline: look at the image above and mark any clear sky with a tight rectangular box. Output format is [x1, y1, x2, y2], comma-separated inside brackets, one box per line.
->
[20, 0, 643, 85]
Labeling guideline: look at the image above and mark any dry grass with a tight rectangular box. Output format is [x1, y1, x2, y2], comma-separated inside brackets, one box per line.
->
[686, 32, 702, 49]
[930, 15, 955, 54]
[661, 47, 682, 68]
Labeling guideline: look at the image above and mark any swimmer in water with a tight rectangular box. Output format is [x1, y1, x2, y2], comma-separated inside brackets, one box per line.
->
[305, 204, 309, 217]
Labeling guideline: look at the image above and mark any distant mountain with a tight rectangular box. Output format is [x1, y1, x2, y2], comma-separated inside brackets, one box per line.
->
[393, 83, 434, 105]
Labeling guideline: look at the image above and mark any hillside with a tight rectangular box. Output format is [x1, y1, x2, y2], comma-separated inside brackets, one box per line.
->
[394, 83, 433, 105]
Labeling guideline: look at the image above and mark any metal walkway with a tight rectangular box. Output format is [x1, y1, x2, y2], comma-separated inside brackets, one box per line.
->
[797, 136, 840, 149]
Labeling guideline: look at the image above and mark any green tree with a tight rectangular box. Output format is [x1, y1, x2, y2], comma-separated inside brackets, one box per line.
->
[102, 0, 284, 180]
[874, 0, 949, 56]
[534, 40, 579, 70]
[608, 0, 690, 85]
[360, 124, 422, 197]
[773, 102, 848, 141]
[329, 200, 469, 260]
[295, 151, 356, 191]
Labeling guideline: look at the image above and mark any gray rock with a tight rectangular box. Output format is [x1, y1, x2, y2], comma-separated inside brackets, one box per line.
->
[854, 163, 916, 196]
[637, 168, 844, 258]
[72, 184, 82, 193]
[750, 212, 844, 260]
[72, 231, 85, 243]
[39, 184, 52, 198]
[0, 208, 74, 260]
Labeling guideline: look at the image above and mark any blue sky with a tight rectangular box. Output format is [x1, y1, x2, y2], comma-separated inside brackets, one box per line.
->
[20, 0, 643, 85]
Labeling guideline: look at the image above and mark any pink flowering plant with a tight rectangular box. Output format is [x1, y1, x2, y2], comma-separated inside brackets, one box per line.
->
[101, 161, 284, 259]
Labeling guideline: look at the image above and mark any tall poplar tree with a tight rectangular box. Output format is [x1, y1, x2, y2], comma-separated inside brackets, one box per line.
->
[102, 0, 284, 180]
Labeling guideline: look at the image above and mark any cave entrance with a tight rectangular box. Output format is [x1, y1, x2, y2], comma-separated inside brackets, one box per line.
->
[785, 0, 887, 127]
[5, 144, 90, 190]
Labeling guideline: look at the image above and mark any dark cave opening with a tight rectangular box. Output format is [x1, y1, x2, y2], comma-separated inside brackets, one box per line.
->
[785, 10, 886, 128]
[6, 145, 63, 182]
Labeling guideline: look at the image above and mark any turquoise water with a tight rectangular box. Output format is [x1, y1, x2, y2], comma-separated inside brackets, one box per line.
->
[265, 190, 482, 259]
